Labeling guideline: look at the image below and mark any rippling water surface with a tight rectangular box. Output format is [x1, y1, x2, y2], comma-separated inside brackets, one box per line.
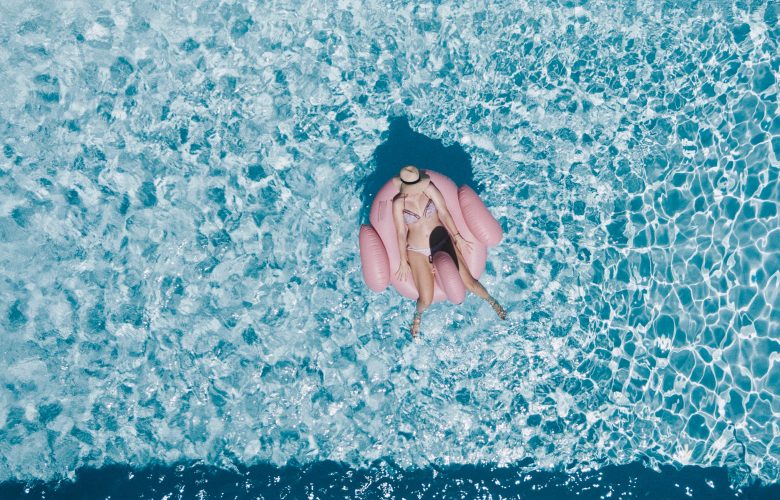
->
[0, 0, 778, 494]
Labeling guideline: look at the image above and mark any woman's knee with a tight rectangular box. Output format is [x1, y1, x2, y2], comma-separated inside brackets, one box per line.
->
[417, 288, 433, 310]
[461, 272, 478, 291]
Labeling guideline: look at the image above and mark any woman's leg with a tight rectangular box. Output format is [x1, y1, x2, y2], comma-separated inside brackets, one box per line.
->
[407, 249, 434, 337]
[450, 241, 507, 319]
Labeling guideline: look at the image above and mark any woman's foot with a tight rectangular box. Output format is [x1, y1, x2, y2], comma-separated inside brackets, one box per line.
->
[487, 296, 507, 320]
[411, 311, 422, 338]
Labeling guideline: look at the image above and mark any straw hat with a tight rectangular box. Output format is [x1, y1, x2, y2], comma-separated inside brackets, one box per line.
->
[392, 165, 431, 194]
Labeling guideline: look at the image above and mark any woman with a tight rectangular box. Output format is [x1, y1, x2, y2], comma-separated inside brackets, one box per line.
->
[392, 165, 506, 338]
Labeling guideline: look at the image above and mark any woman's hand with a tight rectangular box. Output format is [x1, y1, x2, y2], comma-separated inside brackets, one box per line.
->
[454, 233, 473, 254]
[395, 260, 412, 282]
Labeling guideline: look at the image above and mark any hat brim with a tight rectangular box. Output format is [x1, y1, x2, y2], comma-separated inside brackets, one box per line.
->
[393, 172, 431, 194]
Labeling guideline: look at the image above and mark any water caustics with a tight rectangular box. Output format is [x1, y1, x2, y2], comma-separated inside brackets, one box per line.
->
[0, 0, 778, 488]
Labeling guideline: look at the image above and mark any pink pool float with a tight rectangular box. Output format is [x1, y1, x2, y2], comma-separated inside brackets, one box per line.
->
[359, 170, 502, 303]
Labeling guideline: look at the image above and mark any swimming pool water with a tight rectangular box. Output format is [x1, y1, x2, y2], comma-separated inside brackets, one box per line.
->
[0, 0, 778, 494]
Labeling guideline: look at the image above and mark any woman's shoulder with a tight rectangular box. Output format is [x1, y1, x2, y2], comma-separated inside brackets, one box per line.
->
[424, 181, 442, 197]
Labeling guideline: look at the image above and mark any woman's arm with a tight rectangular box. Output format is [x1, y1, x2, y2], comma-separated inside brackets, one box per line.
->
[426, 184, 460, 237]
[392, 197, 408, 261]
[427, 184, 473, 253]
[392, 197, 412, 281]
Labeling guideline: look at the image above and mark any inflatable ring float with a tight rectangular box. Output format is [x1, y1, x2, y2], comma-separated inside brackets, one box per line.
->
[359, 170, 502, 303]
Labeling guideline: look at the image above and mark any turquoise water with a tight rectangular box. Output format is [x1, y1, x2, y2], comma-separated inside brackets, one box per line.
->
[0, 0, 778, 494]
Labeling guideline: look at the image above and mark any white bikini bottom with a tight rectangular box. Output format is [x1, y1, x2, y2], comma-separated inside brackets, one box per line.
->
[406, 238, 449, 262]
